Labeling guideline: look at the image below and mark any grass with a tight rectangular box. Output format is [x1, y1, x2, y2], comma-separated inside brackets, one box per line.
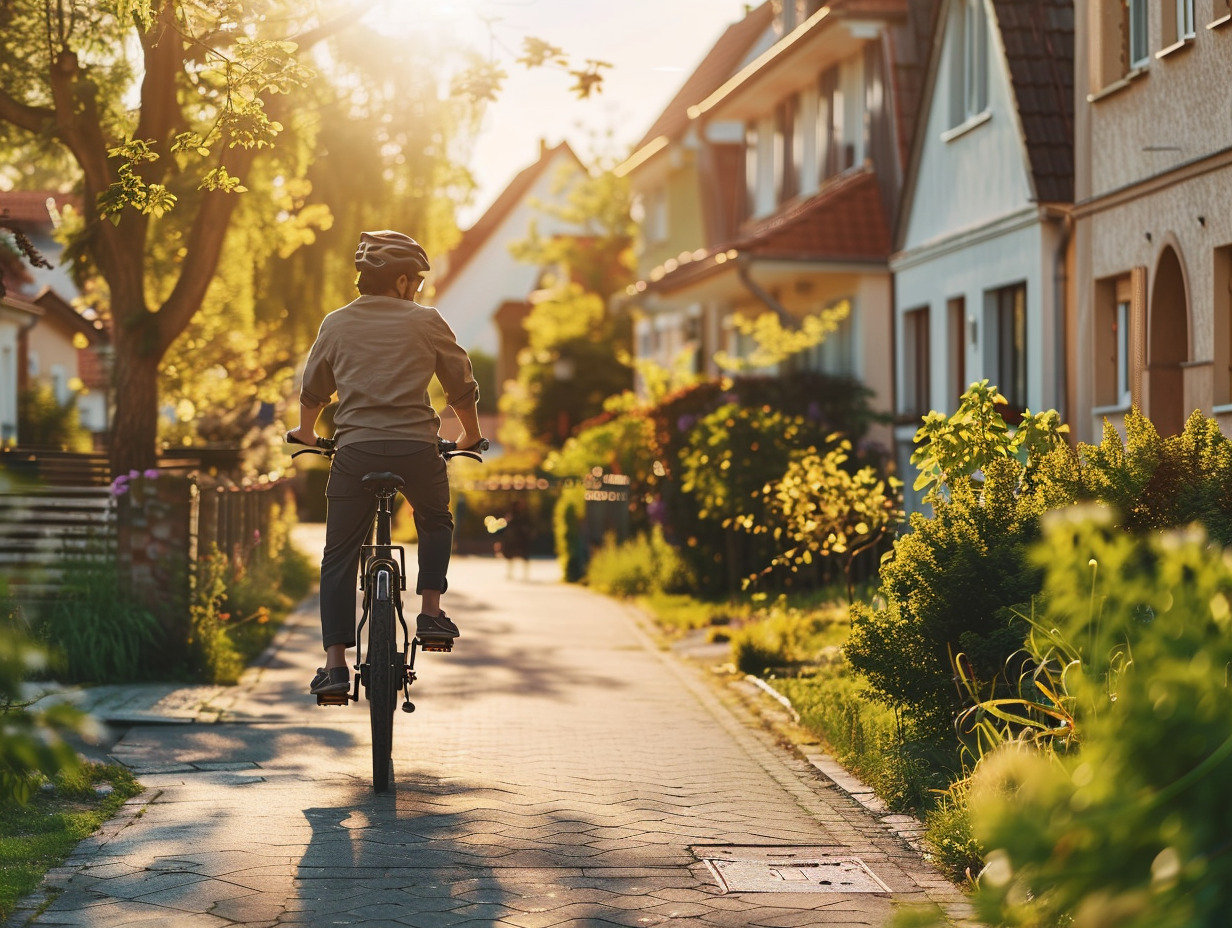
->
[0, 763, 142, 920]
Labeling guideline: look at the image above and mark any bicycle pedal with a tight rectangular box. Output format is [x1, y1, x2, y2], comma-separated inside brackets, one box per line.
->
[315, 691, 350, 707]
[417, 637, 453, 653]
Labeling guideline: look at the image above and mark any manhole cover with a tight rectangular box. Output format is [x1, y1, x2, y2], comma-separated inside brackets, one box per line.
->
[696, 847, 892, 894]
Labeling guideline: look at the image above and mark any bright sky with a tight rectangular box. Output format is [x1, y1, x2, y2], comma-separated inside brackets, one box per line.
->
[362, 0, 754, 228]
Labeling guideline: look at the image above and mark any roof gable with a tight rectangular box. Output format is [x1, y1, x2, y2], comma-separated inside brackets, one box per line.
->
[435, 141, 584, 296]
[896, 0, 1071, 252]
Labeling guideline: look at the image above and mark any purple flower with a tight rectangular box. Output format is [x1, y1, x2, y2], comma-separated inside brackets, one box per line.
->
[127, 469, 142, 480]
[647, 498, 666, 526]
[111, 484, 130, 497]
[676, 414, 696, 433]
[143, 468, 160, 479]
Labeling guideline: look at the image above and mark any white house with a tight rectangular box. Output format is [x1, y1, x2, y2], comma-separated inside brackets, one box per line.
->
[0, 191, 110, 447]
[0, 293, 40, 446]
[891, 0, 1074, 508]
[432, 140, 586, 391]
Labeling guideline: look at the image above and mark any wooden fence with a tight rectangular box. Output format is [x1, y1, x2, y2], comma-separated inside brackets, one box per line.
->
[0, 450, 290, 604]
[0, 487, 115, 598]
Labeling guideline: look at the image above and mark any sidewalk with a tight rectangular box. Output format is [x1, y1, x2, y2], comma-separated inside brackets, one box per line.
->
[12, 529, 973, 928]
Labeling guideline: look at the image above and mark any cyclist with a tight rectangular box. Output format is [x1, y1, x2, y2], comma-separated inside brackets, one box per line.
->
[287, 230, 484, 697]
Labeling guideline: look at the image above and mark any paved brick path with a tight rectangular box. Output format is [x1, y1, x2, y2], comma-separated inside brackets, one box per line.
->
[19, 532, 970, 927]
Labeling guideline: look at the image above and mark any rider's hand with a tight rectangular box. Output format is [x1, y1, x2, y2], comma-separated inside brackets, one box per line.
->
[456, 432, 479, 451]
[286, 426, 318, 446]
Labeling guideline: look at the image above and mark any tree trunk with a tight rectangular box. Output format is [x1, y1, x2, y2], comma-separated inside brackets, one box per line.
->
[109, 343, 161, 477]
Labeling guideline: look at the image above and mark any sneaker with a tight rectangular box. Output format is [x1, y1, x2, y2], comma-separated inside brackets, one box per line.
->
[416, 610, 460, 641]
[309, 666, 350, 695]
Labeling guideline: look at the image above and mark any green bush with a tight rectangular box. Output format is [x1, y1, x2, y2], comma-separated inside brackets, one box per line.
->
[729, 604, 839, 675]
[17, 384, 92, 453]
[35, 560, 161, 684]
[774, 670, 944, 813]
[0, 587, 87, 805]
[188, 547, 244, 685]
[585, 527, 696, 598]
[846, 389, 1232, 760]
[955, 512, 1232, 928]
[553, 485, 587, 582]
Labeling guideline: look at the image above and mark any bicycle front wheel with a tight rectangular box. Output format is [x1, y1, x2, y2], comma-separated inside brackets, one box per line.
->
[368, 569, 399, 793]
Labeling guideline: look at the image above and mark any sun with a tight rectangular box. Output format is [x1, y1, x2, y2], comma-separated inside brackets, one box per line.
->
[359, 0, 476, 39]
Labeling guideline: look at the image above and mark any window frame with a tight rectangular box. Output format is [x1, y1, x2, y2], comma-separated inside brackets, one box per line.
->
[950, 0, 989, 128]
[986, 282, 1028, 417]
[901, 305, 931, 419]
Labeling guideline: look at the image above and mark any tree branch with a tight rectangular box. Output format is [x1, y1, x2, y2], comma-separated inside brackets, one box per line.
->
[155, 145, 257, 356]
[134, 0, 185, 185]
[0, 87, 55, 135]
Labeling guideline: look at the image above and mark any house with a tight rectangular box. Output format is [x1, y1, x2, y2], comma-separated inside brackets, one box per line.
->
[432, 140, 587, 394]
[0, 293, 39, 446]
[0, 191, 111, 447]
[621, 0, 937, 452]
[1072, 0, 1232, 442]
[890, 0, 1074, 505]
[616, 1, 776, 382]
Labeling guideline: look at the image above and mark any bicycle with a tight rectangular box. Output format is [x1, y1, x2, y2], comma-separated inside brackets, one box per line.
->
[288, 433, 487, 792]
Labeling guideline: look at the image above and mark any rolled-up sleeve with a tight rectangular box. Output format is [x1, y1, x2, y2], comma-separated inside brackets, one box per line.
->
[430, 311, 479, 409]
[300, 327, 336, 407]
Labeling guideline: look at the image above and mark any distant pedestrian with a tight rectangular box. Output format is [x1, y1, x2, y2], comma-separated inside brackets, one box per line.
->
[497, 499, 533, 580]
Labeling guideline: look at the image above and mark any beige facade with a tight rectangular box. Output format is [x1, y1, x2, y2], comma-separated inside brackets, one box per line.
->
[1074, 0, 1232, 442]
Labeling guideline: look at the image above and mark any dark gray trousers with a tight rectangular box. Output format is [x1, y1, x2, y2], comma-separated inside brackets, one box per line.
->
[319, 440, 452, 650]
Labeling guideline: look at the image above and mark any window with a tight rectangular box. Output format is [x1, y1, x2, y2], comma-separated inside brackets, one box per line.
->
[1128, 0, 1149, 67]
[986, 283, 1027, 415]
[774, 97, 798, 204]
[947, 297, 967, 405]
[644, 186, 668, 244]
[1215, 246, 1232, 406]
[1162, 0, 1196, 46]
[951, 0, 988, 127]
[1095, 274, 1144, 408]
[744, 122, 759, 220]
[1092, 0, 1150, 92]
[1178, 0, 1195, 40]
[817, 67, 842, 182]
[902, 306, 931, 418]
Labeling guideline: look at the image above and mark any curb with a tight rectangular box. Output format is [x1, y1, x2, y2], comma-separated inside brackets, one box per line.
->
[3, 790, 159, 928]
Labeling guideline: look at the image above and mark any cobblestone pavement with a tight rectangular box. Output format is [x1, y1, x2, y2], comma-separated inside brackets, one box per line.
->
[17, 529, 971, 928]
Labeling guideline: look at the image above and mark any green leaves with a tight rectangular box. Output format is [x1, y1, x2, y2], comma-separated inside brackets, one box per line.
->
[910, 379, 1069, 499]
[97, 139, 177, 223]
[961, 515, 1232, 928]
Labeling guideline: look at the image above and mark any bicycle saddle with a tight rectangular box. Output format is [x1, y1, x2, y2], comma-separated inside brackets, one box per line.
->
[362, 472, 405, 493]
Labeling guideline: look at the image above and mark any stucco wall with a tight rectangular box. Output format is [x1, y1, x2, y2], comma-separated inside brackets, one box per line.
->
[434, 153, 584, 356]
[1086, 6, 1232, 199]
[894, 218, 1064, 417]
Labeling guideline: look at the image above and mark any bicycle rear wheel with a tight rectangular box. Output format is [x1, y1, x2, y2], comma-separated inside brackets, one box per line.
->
[368, 568, 398, 793]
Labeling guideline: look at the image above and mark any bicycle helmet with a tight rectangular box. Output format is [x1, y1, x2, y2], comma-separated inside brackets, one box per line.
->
[353, 230, 431, 277]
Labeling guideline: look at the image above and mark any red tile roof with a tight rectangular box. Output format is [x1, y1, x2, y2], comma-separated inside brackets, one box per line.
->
[628, 2, 774, 156]
[636, 167, 890, 294]
[739, 169, 891, 261]
[0, 191, 78, 224]
[434, 141, 582, 297]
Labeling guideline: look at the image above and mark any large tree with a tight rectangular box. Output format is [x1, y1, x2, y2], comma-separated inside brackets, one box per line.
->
[0, 0, 338, 474]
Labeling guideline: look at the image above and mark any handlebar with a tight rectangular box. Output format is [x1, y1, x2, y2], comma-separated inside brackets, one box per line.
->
[285, 432, 488, 462]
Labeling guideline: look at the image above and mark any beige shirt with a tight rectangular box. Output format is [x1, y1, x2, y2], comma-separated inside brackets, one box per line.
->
[299, 295, 478, 448]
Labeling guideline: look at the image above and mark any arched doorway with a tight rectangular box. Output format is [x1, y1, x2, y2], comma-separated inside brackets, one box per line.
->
[1147, 245, 1190, 436]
